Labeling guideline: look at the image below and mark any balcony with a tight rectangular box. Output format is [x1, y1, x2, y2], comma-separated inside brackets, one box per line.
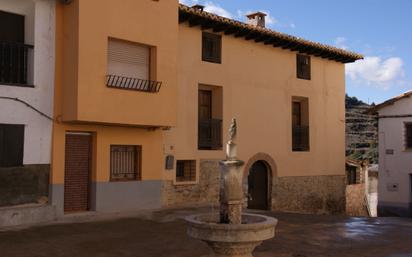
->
[106, 75, 162, 93]
[0, 41, 33, 87]
[292, 125, 309, 151]
[198, 119, 222, 150]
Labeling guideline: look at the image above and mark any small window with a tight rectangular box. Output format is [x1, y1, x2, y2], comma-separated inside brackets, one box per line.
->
[0, 124, 24, 167]
[176, 160, 196, 182]
[406, 123, 412, 149]
[202, 32, 221, 63]
[297, 54, 311, 80]
[110, 145, 141, 181]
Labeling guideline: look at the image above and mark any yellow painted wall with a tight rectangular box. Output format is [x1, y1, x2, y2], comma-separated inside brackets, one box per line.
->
[51, 1, 168, 185]
[61, 0, 178, 127]
[163, 25, 346, 181]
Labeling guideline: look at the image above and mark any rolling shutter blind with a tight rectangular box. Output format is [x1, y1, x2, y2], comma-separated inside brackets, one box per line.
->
[107, 39, 149, 80]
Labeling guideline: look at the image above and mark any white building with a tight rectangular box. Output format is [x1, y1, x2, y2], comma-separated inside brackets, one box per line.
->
[372, 91, 412, 217]
[0, 0, 55, 207]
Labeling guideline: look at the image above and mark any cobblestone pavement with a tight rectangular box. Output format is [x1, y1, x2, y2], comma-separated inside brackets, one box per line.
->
[0, 207, 411, 257]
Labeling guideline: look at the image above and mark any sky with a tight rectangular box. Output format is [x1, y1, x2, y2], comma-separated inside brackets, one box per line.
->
[179, 0, 412, 104]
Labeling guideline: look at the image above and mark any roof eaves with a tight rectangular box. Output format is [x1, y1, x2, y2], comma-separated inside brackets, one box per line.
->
[178, 4, 364, 63]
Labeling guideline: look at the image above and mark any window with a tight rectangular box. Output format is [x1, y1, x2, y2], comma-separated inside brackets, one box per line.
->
[110, 145, 141, 181]
[292, 97, 310, 151]
[202, 32, 221, 63]
[297, 54, 311, 80]
[406, 123, 412, 149]
[198, 85, 223, 150]
[0, 10, 32, 86]
[176, 160, 196, 182]
[106, 38, 162, 92]
[0, 124, 24, 167]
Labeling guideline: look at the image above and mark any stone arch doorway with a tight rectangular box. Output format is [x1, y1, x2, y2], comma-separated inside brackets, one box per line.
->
[244, 153, 277, 211]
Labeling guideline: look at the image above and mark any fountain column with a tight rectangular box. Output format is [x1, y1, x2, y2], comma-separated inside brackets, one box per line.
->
[219, 118, 244, 224]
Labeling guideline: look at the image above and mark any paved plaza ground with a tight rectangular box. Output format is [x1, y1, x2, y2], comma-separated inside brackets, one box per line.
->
[0, 207, 411, 257]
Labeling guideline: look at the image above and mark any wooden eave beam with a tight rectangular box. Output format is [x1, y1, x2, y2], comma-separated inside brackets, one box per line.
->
[224, 27, 239, 35]
[255, 35, 270, 43]
[213, 24, 229, 32]
[188, 17, 202, 27]
[234, 29, 250, 38]
[245, 32, 258, 40]
[201, 21, 215, 30]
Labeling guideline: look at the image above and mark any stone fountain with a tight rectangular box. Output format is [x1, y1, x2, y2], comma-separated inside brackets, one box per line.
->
[185, 118, 278, 257]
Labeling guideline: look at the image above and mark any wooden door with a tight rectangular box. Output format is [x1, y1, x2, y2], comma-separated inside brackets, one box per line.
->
[64, 133, 92, 212]
[0, 10, 24, 42]
[248, 161, 268, 210]
[198, 90, 212, 121]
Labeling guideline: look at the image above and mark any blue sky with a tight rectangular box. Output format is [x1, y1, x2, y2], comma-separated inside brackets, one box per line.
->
[180, 0, 412, 104]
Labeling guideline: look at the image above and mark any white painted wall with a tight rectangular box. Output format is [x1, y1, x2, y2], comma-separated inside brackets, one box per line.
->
[377, 96, 412, 211]
[0, 0, 55, 164]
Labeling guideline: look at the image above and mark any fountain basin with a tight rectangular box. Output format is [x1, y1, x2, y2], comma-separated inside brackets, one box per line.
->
[185, 213, 277, 257]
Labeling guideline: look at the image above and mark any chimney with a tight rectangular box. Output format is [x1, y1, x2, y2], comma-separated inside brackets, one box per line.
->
[246, 12, 267, 28]
[192, 4, 205, 12]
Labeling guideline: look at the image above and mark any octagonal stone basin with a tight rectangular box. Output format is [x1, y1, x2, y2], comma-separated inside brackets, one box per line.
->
[185, 213, 278, 257]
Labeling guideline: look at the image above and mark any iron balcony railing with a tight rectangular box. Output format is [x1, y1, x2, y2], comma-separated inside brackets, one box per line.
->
[0, 41, 33, 86]
[198, 119, 223, 150]
[106, 74, 162, 93]
[292, 125, 310, 151]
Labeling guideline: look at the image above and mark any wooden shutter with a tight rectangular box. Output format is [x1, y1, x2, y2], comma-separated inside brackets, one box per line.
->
[297, 54, 311, 80]
[0, 124, 24, 167]
[202, 32, 221, 63]
[107, 39, 150, 80]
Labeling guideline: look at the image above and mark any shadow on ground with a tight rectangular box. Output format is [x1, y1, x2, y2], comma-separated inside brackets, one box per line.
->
[0, 207, 411, 257]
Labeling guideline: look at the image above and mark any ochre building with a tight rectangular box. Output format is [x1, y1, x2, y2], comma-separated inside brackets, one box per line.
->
[50, 0, 363, 215]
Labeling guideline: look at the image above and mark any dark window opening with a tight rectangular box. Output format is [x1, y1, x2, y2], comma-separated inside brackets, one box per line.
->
[0, 124, 24, 167]
[202, 32, 221, 63]
[292, 98, 310, 151]
[406, 123, 412, 149]
[176, 160, 196, 182]
[297, 54, 311, 80]
[0, 10, 32, 86]
[110, 145, 141, 181]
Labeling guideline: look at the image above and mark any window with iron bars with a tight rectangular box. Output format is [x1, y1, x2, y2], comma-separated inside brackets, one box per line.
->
[406, 123, 412, 149]
[176, 160, 196, 182]
[110, 145, 141, 181]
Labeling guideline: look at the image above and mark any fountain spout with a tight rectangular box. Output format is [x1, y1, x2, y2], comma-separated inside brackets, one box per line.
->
[219, 118, 245, 224]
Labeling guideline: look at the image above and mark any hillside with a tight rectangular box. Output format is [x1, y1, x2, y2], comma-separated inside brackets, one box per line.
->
[345, 95, 378, 163]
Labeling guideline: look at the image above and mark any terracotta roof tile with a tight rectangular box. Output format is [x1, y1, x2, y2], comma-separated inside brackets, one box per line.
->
[179, 4, 363, 63]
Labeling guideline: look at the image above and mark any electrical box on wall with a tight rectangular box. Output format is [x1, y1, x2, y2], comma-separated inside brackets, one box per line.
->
[165, 155, 174, 170]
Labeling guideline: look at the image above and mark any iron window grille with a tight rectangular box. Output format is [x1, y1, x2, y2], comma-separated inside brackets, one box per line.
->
[176, 160, 196, 182]
[110, 145, 141, 181]
[297, 54, 311, 80]
[106, 75, 162, 93]
[292, 125, 310, 151]
[198, 119, 223, 150]
[202, 32, 222, 64]
[0, 41, 33, 86]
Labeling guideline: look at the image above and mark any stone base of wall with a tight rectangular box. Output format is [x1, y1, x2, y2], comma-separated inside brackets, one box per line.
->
[345, 184, 368, 216]
[162, 159, 346, 214]
[272, 175, 346, 215]
[162, 160, 220, 207]
[0, 164, 50, 207]
[0, 204, 56, 228]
